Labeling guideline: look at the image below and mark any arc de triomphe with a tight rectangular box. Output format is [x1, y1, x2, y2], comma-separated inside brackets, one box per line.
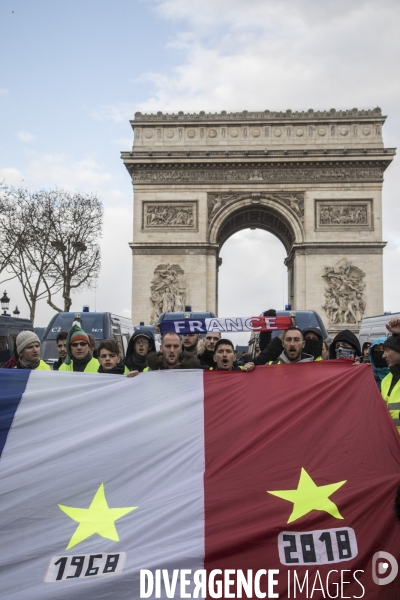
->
[121, 108, 395, 335]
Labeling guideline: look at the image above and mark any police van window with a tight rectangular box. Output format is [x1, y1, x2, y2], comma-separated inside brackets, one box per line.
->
[46, 314, 105, 339]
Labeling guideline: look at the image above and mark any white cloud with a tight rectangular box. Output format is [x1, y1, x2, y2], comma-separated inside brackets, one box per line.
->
[0, 167, 25, 186]
[0, 88, 9, 95]
[112, 137, 133, 148]
[23, 153, 112, 192]
[17, 130, 35, 143]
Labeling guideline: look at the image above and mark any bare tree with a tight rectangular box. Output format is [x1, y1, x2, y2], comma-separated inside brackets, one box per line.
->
[44, 190, 103, 312]
[0, 186, 103, 322]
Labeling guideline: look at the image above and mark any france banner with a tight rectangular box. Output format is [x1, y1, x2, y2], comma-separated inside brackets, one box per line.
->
[1, 364, 400, 599]
[158, 315, 293, 335]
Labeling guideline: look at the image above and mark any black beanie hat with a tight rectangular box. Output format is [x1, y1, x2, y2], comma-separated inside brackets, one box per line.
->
[383, 335, 400, 354]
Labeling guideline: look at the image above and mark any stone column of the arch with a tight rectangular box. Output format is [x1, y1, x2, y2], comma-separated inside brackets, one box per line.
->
[289, 186, 386, 336]
[129, 186, 218, 325]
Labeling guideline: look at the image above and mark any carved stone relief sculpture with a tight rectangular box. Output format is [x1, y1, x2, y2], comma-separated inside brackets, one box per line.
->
[150, 263, 187, 324]
[144, 203, 195, 228]
[322, 258, 366, 325]
[316, 201, 372, 229]
[207, 192, 305, 224]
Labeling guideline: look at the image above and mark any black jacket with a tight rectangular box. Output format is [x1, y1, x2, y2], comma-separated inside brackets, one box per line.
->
[255, 336, 283, 365]
[124, 328, 156, 372]
[198, 348, 215, 369]
[145, 351, 202, 371]
[329, 329, 361, 359]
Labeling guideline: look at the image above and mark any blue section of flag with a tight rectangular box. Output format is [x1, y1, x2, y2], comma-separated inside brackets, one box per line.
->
[159, 318, 207, 335]
[0, 370, 30, 458]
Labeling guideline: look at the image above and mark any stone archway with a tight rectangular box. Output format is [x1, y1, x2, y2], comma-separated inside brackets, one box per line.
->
[122, 108, 394, 334]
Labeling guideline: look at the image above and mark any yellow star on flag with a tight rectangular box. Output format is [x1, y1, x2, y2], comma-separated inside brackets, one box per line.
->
[268, 468, 346, 524]
[58, 483, 137, 550]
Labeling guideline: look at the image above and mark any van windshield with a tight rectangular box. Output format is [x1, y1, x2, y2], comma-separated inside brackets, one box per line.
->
[44, 314, 105, 339]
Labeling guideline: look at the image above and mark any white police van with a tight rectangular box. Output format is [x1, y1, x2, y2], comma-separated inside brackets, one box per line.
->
[358, 312, 400, 347]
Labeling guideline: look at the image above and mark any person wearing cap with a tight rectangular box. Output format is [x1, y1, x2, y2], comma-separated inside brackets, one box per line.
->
[124, 328, 156, 373]
[59, 324, 99, 373]
[381, 318, 400, 433]
[13, 331, 50, 371]
[328, 329, 361, 360]
[302, 327, 324, 361]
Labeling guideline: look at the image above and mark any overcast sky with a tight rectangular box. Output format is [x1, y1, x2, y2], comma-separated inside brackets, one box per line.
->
[0, 0, 399, 340]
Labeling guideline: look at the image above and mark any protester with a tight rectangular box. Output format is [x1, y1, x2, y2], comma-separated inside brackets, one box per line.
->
[144, 332, 201, 371]
[198, 332, 221, 368]
[59, 324, 99, 373]
[87, 334, 97, 358]
[1, 346, 19, 369]
[13, 331, 50, 371]
[182, 333, 201, 355]
[369, 337, 389, 390]
[361, 341, 371, 364]
[381, 318, 400, 433]
[254, 332, 286, 365]
[98, 340, 133, 375]
[124, 328, 156, 372]
[270, 327, 314, 364]
[211, 339, 254, 371]
[328, 330, 361, 360]
[322, 340, 330, 360]
[302, 327, 324, 361]
[53, 331, 68, 371]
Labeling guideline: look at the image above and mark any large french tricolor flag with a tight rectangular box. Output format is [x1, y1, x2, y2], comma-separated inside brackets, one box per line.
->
[0, 364, 400, 599]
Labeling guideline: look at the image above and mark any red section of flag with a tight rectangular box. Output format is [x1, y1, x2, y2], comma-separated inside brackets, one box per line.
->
[203, 362, 400, 599]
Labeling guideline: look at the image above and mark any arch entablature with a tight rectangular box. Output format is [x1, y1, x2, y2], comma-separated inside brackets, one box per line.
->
[208, 196, 304, 252]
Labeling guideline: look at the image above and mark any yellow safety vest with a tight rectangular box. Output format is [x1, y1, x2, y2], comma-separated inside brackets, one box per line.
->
[59, 357, 100, 373]
[14, 360, 51, 371]
[381, 373, 400, 433]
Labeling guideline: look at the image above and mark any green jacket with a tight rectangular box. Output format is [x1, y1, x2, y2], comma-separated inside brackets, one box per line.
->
[59, 357, 100, 373]
[381, 372, 400, 433]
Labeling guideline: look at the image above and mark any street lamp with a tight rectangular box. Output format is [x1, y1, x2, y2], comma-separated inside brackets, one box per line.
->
[13, 306, 20, 316]
[1, 290, 10, 315]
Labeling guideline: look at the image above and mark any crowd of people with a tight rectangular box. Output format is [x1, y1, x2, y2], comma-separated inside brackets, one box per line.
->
[3, 313, 400, 435]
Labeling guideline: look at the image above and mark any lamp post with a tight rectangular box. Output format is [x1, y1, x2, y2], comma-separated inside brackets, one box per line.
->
[1, 290, 10, 316]
[13, 306, 20, 316]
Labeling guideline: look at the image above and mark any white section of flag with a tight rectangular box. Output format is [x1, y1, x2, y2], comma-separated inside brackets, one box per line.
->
[0, 370, 205, 599]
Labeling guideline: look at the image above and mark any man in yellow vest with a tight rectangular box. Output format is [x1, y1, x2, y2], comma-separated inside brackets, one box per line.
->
[14, 331, 50, 371]
[59, 324, 99, 373]
[381, 317, 400, 433]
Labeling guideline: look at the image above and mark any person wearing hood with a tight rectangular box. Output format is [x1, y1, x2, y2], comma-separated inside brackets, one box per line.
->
[302, 327, 324, 361]
[271, 327, 314, 364]
[59, 324, 99, 373]
[124, 328, 156, 373]
[13, 331, 50, 371]
[381, 318, 400, 434]
[328, 329, 361, 360]
[369, 337, 389, 390]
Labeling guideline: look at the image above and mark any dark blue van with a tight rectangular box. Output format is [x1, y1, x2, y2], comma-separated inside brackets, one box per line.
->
[40, 312, 135, 367]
